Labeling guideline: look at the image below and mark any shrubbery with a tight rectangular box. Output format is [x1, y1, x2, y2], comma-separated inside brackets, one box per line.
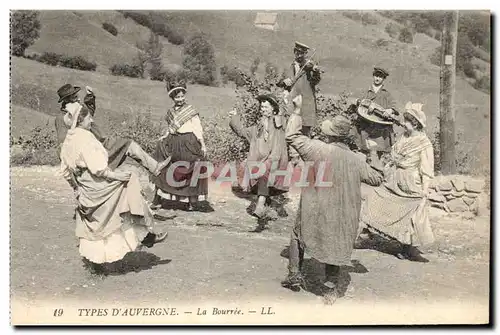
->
[10, 10, 41, 57]
[183, 33, 217, 86]
[110, 63, 142, 78]
[342, 11, 379, 26]
[107, 112, 163, 155]
[11, 112, 163, 166]
[220, 65, 246, 87]
[102, 22, 118, 36]
[463, 62, 476, 79]
[473, 75, 490, 94]
[163, 67, 187, 83]
[204, 66, 355, 164]
[398, 27, 414, 43]
[384, 22, 399, 39]
[33, 52, 97, 71]
[121, 10, 184, 45]
[10, 126, 60, 166]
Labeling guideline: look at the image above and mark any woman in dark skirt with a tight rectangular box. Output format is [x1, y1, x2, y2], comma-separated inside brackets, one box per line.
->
[151, 80, 208, 211]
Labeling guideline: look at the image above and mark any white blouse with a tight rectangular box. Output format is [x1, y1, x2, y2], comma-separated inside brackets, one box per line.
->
[60, 128, 109, 179]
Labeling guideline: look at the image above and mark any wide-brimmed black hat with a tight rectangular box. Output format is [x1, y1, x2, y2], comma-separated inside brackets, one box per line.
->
[57, 84, 81, 103]
[373, 67, 389, 78]
[257, 94, 280, 112]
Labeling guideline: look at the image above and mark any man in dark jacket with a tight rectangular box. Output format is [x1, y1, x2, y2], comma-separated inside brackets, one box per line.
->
[353, 67, 399, 166]
[282, 41, 321, 137]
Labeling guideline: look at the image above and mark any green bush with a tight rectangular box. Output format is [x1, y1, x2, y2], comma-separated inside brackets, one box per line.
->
[122, 11, 152, 29]
[423, 27, 435, 39]
[434, 30, 441, 41]
[398, 27, 414, 43]
[34, 52, 97, 71]
[342, 11, 379, 26]
[384, 22, 399, 39]
[10, 126, 60, 166]
[36, 52, 60, 66]
[163, 67, 187, 83]
[59, 55, 97, 71]
[10, 10, 41, 57]
[222, 66, 246, 87]
[102, 22, 118, 36]
[107, 112, 163, 156]
[182, 33, 217, 86]
[121, 11, 184, 45]
[110, 63, 142, 78]
[473, 75, 490, 94]
[463, 62, 476, 79]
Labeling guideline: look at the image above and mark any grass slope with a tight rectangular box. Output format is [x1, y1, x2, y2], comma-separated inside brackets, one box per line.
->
[26, 11, 140, 71]
[11, 57, 237, 136]
[12, 10, 490, 174]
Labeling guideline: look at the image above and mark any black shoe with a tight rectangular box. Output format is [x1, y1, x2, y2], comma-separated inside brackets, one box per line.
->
[154, 231, 168, 244]
[280, 247, 290, 258]
[406, 246, 430, 263]
[399, 245, 429, 263]
[281, 272, 305, 292]
[141, 232, 168, 248]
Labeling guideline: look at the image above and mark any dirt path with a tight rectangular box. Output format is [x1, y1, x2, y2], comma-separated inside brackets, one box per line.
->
[10, 166, 490, 324]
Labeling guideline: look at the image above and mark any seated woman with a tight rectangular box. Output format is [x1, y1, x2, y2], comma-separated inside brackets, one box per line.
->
[359, 102, 435, 262]
[151, 80, 208, 212]
[229, 94, 289, 219]
[59, 104, 168, 271]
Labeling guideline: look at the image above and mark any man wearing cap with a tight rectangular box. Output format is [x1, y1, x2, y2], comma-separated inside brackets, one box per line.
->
[281, 95, 383, 296]
[229, 93, 289, 223]
[282, 41, 321, 137]
[353, 67, 399, 167]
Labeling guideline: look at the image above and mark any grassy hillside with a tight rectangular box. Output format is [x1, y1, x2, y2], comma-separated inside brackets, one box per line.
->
[10, 104, 54, 139]
[155, 11, 490, 162]
[25, 10, 183, 72]
[12, 10, 490, 174]
[10, 57, 237, 137]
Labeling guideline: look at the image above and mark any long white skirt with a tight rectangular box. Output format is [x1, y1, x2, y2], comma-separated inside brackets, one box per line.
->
[78, 214, 150, 264]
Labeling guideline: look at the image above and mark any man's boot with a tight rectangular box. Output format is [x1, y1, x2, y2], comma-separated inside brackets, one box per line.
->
[281, 272, 305, 292]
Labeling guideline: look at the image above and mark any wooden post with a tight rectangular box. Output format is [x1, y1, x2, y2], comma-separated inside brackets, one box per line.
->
[439, 11, 459, 175]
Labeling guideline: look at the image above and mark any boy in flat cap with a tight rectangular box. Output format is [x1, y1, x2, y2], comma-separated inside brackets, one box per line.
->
[353, 67, 399, 166]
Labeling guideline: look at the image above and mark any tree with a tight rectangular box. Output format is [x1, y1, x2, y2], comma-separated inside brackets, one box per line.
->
[145, 31, 164, 81]
[10, 10, 41, 57]
[398, 26, 414, 43]
[250, 57, 260, 76]
[182, 33, 217, 86]
[134, 49, 148, 79]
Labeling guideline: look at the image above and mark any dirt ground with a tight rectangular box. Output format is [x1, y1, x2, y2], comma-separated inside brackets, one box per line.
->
[10, 165, 490, 325]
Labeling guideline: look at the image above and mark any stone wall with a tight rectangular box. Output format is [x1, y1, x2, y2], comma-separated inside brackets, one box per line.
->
[427, 175, 487, 214]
